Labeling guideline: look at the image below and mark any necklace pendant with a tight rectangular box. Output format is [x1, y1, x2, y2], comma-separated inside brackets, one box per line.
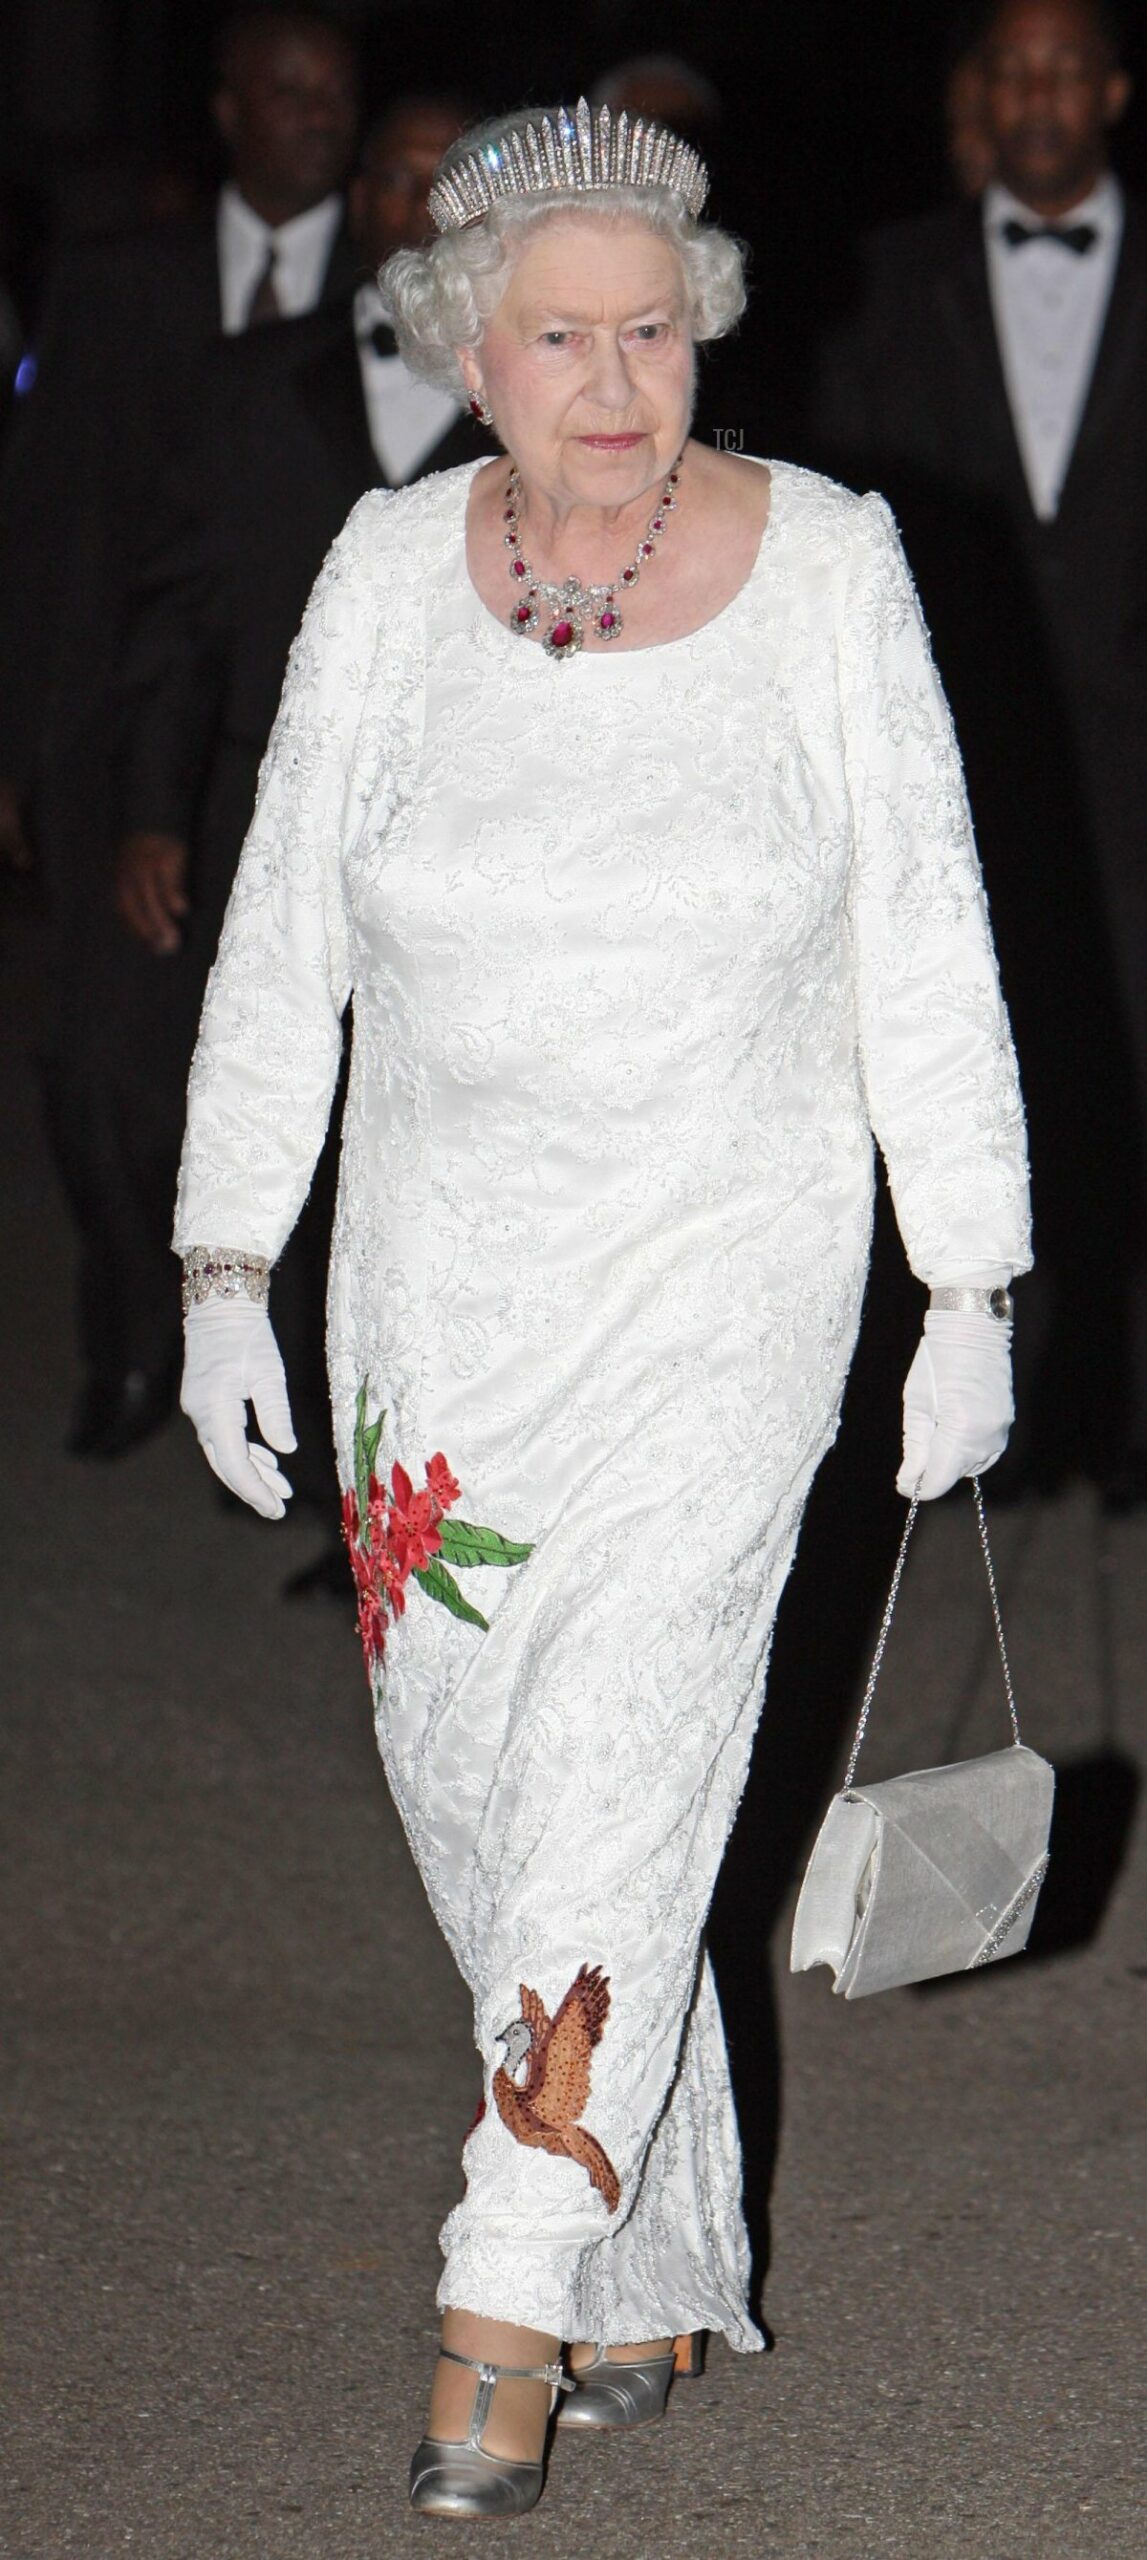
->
[543, 614, 583, 660]
[503, 450, 683, 662]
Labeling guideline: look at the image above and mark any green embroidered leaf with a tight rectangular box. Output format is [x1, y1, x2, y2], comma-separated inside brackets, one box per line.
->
[353, 1382, 370, 1526]
[353, 1384, 387, 1533]
[413, 1558, 490, 1630]
[437, 1519, 534, 1570]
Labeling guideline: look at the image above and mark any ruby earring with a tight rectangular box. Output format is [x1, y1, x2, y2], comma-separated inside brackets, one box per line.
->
[469, 390, 494, 427]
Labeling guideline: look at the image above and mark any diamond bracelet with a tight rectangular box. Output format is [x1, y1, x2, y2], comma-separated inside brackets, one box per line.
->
[181, 1246, 271, 1317]
[929, 1286, 1014, 1321]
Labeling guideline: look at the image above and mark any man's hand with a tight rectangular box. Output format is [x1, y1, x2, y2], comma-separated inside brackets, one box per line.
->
[115, 830, 190, 954]
[0, 779, 31, 870]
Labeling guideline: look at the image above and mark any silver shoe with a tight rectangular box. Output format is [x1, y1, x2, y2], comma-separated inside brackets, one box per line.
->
[408, 2345, 572, 2518]
[558, 2332, 703, 2431]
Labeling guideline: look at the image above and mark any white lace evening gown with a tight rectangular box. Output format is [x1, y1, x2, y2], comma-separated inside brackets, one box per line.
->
[175, 458, 1030, 2350]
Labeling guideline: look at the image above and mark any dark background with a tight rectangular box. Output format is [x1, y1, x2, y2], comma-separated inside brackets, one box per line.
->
[2, 1, 1146, 333]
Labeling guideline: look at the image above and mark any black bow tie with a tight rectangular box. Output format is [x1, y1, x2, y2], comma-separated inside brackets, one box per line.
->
[365, 320, 397, 357]
[1002, 217, 1099, 255]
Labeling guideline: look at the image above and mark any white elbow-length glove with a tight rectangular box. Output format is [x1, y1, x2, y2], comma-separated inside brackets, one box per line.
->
[897, 1308, 1014, 1500]
[181, 1299, 296, 1519]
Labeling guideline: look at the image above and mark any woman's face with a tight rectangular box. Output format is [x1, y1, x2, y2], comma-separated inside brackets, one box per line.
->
[460, 214, 695, 511]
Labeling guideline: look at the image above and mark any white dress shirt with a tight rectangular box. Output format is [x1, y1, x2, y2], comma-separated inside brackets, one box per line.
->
[217, 185, 344, 334]
[984, 174, 1122, 520]
[353, 281, 462, 485]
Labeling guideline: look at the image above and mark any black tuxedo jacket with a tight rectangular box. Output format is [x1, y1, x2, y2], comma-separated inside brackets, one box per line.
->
[812, 195, 1147, 1280]
[119, 303, 490, 853]
[814, 197, 1147, 717]
[0, 205, 358, 805]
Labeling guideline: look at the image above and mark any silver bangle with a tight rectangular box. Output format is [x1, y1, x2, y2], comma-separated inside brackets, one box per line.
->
[929, 1286, 1014, 1321]
[181, 1246, 271, 1317]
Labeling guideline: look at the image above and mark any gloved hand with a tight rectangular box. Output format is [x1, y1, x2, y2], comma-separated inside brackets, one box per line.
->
[181, 1299, 296, 1519]
[897, 1309, 1014, 1500]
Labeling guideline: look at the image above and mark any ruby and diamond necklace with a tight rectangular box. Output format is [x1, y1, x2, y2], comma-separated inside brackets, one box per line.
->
[503, 455, 684, 660]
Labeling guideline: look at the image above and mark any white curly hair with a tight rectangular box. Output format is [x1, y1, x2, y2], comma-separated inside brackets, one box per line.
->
[381, 115, 747, 402]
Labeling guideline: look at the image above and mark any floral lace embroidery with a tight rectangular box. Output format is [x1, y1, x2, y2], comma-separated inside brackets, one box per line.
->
[341, 1383, 533, 1674]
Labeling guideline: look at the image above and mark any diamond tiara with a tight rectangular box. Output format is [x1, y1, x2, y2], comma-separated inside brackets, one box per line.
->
[427, 99, 709, 235]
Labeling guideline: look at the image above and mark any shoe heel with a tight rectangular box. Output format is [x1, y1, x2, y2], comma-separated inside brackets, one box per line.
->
[673, 2331, 705, 2378]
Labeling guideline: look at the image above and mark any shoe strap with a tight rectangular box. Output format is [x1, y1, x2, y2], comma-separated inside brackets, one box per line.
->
[438, 2346, 570, 2387]
[570, 2344, 677, 2377]
[437, 2345, 572, 2450]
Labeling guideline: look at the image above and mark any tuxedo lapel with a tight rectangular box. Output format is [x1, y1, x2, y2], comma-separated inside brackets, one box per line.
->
[295, 324, 382, 494]
[296, 324, 492, 491]
[319, 213, 366, 307]
[170, 212, 226, 339]
[1057, 196, 1147, 514]
[933, 209, 1033, 514]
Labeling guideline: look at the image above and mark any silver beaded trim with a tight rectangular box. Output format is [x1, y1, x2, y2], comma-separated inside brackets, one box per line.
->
[428, 100, 709, 234]
[968, 1856, 1050, 1967]
[181, 1246, 270, 1317]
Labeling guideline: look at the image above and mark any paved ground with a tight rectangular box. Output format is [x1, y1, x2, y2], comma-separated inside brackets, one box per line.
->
[3, 899, 1144, 2560]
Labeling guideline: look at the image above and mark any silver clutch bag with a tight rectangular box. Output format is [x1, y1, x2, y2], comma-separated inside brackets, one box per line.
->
[790, 1481, 1054, 1998]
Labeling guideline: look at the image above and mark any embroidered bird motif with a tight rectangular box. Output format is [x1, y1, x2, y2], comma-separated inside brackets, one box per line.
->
[493, 1963, 621, 2214]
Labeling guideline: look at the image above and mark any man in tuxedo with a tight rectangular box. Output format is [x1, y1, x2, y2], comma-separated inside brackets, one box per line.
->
[815, 0, 1147, 1504]
[0, 7, 361, 1456]
[116, 93, 480, 960]
[104, 98, 486, 1547]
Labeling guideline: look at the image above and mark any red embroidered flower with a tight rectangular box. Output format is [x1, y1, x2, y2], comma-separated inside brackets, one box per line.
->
[366, 1471, 389, 1549]
[358, 1585, 388, 1664]
[342, 1487, 389, 1670]
[346, 1388, 530, 1685]
[378, 1542, 407, 1618]
[426, 1452, 462, 1512]
[342, 1489, 372, 1605]
[388, 1461, 444, 1576]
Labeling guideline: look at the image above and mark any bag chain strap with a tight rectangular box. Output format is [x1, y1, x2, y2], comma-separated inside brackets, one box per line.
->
[843, 1477, 1021, 1793]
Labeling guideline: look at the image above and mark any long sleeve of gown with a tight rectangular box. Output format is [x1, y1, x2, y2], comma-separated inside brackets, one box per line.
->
[173, 495, 383, 1262]
[842, 493, 1032, 1281]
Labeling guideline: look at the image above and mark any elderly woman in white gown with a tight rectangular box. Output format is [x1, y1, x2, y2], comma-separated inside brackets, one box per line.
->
[175, 104, 1030, 2519]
